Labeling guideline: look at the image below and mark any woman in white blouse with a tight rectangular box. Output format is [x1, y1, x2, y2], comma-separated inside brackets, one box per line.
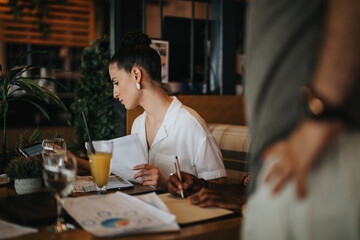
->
[107, 31, 226, 190]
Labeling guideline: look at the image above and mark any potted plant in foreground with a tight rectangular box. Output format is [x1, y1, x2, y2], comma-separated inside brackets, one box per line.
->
[0, 51, 67, 172]
[6, 155, 43, 195]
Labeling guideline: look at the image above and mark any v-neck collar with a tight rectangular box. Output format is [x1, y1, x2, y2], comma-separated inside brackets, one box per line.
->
[141, 96, 183, 152]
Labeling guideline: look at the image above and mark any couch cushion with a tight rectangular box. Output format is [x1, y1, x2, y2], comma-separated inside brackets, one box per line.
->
[208, 124, 251, 184]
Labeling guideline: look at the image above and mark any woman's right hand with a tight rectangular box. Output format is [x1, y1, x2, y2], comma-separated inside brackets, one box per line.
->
[133, 164, 168, 190]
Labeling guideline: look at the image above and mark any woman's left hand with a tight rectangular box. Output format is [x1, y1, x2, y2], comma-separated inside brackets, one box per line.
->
[133, 164, 168, 189]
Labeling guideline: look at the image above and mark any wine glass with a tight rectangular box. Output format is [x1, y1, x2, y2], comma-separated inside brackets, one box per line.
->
[86, 141, 113, 194]
[42, 138, 66, 158]
[42, 139, 77, 233]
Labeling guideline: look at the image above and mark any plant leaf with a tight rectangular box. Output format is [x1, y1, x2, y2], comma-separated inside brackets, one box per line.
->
[28, 128, 43, 144]
[12, 98, 50, 120]
[18, 76, 68, 91]
[43, 87, 67, 112]
[11, 66, 41, 82]
[12, 78, 50, 103]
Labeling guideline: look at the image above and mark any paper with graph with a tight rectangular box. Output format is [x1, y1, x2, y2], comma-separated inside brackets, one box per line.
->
[63, 192, 179, 237]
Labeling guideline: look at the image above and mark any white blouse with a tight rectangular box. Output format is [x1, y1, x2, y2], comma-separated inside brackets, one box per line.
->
[131, 97, 227, 180]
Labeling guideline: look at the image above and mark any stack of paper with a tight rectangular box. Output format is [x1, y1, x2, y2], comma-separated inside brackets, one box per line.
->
[73, 176, 133, 193]
[63, 192, 179, 237]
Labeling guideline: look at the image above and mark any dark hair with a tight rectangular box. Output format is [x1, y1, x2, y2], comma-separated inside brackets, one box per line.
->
[110, 31, 161, 82]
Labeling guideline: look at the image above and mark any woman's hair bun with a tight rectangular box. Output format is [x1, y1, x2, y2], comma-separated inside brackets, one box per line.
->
[120, 31, 151, 48]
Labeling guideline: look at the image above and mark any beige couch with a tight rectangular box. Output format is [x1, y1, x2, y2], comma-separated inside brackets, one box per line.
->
[209, 123, 250, 184]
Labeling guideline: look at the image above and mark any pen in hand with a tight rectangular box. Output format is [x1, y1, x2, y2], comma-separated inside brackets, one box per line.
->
[175, 156, 185, 199]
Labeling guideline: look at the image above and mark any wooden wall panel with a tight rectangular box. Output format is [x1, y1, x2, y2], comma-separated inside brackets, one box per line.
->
[0, 0, 94, 47]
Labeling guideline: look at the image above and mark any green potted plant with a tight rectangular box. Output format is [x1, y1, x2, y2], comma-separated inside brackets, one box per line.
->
[0, 51, 67, 172]
[70, 37, 119, 157]
[6, 155, 43, 195]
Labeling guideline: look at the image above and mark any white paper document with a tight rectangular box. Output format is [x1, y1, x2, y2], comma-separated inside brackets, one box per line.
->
[73, 175, 133, 193]
[0, 219, 37, 239]
[63, 192, 179, 237]
[136, 193, 180, 232]
[91, 134, 147, 182]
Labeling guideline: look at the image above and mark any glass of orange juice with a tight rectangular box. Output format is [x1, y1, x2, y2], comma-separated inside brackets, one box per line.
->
[86, 141, 113, 194]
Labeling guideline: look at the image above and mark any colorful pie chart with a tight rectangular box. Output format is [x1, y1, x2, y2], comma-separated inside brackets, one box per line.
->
[101, 218, 130, 228]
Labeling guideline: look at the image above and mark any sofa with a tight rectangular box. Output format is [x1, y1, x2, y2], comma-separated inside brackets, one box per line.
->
[209, 123, 250, 184]
[127, 95, 251, 184]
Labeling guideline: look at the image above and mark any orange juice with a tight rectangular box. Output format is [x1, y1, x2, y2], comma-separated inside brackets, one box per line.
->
[88, 152, 112, 187]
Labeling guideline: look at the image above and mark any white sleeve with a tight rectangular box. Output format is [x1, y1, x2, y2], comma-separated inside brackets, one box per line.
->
[195, 134, 227, 180]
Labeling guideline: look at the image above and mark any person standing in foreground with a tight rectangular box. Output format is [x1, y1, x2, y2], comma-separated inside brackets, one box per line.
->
[243, 0, 360, 239]
[169, 0, 360, 238]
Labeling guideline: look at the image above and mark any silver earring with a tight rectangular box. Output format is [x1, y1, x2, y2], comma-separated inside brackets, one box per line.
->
[136, 82, 141, 90]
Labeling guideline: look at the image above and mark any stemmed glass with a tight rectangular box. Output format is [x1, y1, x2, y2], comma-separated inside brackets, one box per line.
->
[86, 141, 113, 194]
[42, 138, 66, 159]
[42, 138, 77, 233]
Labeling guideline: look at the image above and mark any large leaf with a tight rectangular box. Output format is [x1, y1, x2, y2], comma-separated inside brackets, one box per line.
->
[3, 65, 28, 87]
[11, 78, 50, 103]
[9, 66, 41, 84]
[18, 76, 67, 91]
[42, 87, 67, 112]
[9, 98, 50, 120]
[4, 65, 40, 89]
[10, 79, 67, 112]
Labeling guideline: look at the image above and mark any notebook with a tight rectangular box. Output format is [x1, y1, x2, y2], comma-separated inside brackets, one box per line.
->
[158, 193, 236, 225]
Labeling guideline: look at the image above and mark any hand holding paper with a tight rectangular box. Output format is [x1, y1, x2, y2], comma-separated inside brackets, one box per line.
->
[132, 164, 168, 189]
[90, 134, 146, 183]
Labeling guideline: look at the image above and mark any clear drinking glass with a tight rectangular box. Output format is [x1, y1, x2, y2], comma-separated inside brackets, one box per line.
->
[42, 138, 77, 233]
[86, 141, 113, 194]
[42, 138, 66, 158]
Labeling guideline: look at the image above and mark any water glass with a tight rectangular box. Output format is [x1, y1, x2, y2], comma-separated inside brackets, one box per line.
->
[42, 138, 77, 233]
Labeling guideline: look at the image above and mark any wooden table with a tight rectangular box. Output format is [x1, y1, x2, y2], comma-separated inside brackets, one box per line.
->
[0, 183, 242, 240]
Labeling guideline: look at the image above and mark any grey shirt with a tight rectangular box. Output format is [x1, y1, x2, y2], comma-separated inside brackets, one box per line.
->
[244, 0, 326, 195]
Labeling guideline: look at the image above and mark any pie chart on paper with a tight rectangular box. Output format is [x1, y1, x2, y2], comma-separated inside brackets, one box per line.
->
[101, 218, 130, 228]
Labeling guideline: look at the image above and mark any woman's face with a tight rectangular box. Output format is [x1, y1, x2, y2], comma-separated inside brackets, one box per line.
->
[109, 63, 139, 110]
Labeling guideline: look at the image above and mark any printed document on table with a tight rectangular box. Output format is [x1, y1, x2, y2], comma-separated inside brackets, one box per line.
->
[0, 219, 37, 239]
[136, 192, 179, 232]
[90, 134, 147, 183]
[73, 175, 133, 193]
[63, 192, 179, 237]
